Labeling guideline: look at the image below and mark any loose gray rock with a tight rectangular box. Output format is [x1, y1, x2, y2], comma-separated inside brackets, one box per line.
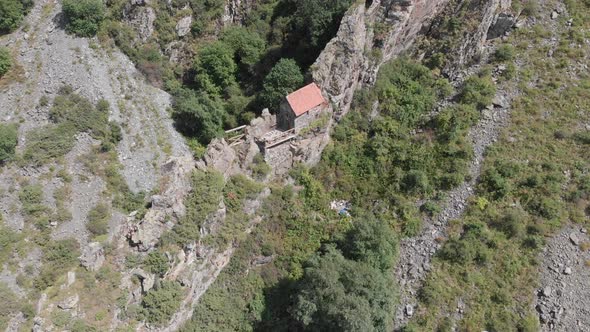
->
[570, 233, 580, 246]
[543, 286, 553, 297]
[57, 294, 79, 310]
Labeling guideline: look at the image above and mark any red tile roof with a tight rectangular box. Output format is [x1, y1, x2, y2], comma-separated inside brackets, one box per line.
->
[286, 83, 327, 117]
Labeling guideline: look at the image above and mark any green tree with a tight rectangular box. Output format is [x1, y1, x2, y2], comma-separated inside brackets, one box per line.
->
[172, 88, 225, 144]
[291, 246, 395, 332]
[0, 0, 31, 33]
[338, 219, 398, 271]
[220, 27, 266, 71]
[0, 46, 11, 76]
[194, 41, 237, 95]
[0, 123, 17, 163]
[62, 0, 105, 37]
[259, 58, 304, 111]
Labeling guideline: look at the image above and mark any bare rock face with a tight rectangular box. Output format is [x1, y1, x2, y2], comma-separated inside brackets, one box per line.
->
[131, 268, 156, 293]
[487, 12, 518, 39]
[125, 156, 195, 251]
[222, 0, 256, 26]
[79, 242, 105, 271]
[125, 1, 156, 42]
[313, 0, 451, 116]
[196, 139, 239, 178]
[57, 294, 79, 310]
[176, 16, 193, 37]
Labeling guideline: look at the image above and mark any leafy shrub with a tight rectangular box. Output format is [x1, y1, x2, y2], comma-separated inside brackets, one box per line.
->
[0, 46, 11, 76]
[493, 44, 516, 62]
[24, 90, 119, 165]
[141, 281, 183, 325]
[249, 153, 271, 180]
[194, 41, 237, 95]
[172, 88, 225, 144]
[50, 93, 109, 138]
[221, 26, 266, 72]
[23, 123, 77, 165]
[19, 184, 50, 228]
[143, 251, 169, 276]
[35, 239, 80, 290]
[458, 74, 496, 110]
[62, 0, 106, 37]
[0, 0, 32, 33]
[86, 203, 110, 237]
[0, 123, 17, 163]
[163, 170, 225, 246]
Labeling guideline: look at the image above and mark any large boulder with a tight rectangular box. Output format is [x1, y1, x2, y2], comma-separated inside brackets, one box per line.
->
[125, 3, 156, 42]
[176, 16, 193, 37]
[79, 242, 105, 271]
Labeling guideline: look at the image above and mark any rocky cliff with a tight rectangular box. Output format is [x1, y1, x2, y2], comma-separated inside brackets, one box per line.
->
[313, 0, 451, 116]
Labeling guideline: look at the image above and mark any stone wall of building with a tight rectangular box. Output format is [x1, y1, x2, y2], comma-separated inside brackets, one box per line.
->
[294, 105, 327, 133]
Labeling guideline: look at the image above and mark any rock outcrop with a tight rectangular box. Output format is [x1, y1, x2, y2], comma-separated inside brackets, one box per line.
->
[222, 0, 257, 26]
[124, 0, 157, 42]
[124, 156, 195, 252]
[313, 0, 452, 116]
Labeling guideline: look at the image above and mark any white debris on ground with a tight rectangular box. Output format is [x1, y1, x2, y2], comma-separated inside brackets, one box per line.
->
[330, 200, 351, 216]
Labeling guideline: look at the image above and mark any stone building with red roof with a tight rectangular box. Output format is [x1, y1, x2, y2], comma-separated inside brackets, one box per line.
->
[277, 83, 328, 132]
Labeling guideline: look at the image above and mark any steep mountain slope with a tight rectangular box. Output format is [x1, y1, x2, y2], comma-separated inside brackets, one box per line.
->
[0, 0, 193, 330]
[1, 0, 588, 331]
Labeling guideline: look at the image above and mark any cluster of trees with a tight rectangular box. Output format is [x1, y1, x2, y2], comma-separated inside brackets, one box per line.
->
[0, 0, 32, 34]
[62, 0, 105, 37]
[99, 0, 354, 145]
[290, 219, 397, 331]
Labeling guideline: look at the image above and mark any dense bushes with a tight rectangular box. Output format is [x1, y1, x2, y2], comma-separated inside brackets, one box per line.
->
[458, 74, 496, 110]
[141, 281, 183, 325]
[290, 220, 397, 331]
[86, 203, 110, 237]
[0, 46, 11, 76]
[143, 251, 169, 276]
[172, 88, 225, 144]
[62, 0, 106, 37]
[0, 0, 32, 33]
[0, 123, 17, 163]
[194, 41, 238, 95]
[34, 239, 80, 290]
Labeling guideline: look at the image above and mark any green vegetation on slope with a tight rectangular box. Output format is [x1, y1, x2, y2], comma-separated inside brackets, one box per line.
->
[23, 86, 122, 166]
[62, 0, 106, 37]
[0, 46, 12, 76]
[180, 57, 498, 331]
[0, 0, 32, 34]
[406, 1, 590, 330]
[0, 122, 17, 163]
[101, 0, 355, 145]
